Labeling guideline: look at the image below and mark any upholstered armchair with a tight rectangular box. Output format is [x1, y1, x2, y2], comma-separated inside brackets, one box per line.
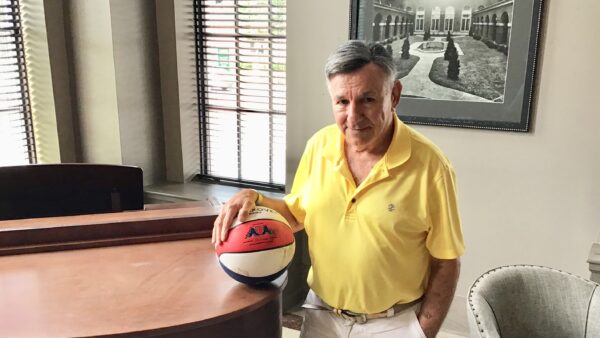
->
[467, 265, 600, 338]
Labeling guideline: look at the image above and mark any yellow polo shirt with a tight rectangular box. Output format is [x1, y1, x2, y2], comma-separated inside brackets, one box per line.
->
[284, 115, 464, 314]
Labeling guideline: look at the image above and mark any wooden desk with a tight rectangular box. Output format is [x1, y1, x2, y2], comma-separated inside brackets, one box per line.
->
[0, 205, 285, 337]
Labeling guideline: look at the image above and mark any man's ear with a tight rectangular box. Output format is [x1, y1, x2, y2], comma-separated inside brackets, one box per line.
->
[391, 80, 402, 107]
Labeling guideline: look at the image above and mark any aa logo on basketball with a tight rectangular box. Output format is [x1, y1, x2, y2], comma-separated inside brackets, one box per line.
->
[245, 225, 274, 239]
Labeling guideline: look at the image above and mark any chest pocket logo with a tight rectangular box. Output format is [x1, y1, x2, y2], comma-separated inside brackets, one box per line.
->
[387, 203, 395, 212]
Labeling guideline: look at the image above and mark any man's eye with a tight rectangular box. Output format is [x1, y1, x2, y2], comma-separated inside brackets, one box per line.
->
[338, 100, 349, 105]
[365, 97, 375, 103]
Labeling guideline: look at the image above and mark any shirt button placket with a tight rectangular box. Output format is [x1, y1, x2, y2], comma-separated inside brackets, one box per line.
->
[345, 196, 357, 217]
[345, 196, 358, 220]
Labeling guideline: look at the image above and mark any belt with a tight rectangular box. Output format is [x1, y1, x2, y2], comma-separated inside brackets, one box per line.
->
[302, 297, 422, 324]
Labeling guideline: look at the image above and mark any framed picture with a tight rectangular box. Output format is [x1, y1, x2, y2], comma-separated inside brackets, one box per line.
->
[349, 0, 544, 132]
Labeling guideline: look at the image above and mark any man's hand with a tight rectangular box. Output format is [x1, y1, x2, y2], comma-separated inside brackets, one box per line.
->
[212, 189, 258, 246]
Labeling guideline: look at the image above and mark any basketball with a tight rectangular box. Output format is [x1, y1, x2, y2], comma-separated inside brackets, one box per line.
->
[215, 206, 295, 285]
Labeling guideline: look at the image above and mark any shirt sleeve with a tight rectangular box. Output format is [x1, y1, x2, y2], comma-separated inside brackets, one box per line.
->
[425, 164, 465, 259]
[283, 139, 315, 225]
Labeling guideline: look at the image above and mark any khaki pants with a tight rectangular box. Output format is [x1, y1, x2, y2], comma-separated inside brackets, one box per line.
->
[299, 290, 427, 338]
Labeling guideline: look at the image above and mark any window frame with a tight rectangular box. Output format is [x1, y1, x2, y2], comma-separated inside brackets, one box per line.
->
[1, 0, 36, 166]
[192, 0, 286, 192]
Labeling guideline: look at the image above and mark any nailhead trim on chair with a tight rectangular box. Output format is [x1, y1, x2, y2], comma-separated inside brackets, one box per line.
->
[467, 264, 599, 338]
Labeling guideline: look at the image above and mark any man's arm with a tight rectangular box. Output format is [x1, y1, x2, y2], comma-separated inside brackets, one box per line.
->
[417, 257, 461, 338]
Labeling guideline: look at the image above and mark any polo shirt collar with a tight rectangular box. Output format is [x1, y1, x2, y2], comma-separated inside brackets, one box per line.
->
[322, 125, 344, 168]
[385, 114, 412, 169]
[323, 114, 412, 170]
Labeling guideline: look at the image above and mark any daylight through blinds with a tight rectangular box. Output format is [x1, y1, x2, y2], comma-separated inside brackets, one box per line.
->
[0, 0, 34, 166]
[195, 0, 286, 189]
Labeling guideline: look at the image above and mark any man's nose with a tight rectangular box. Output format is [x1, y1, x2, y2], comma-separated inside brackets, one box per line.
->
[347, 101, 361, 122]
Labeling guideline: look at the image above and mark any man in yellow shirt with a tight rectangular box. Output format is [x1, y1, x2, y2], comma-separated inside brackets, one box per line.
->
[213, 40, 465, 338]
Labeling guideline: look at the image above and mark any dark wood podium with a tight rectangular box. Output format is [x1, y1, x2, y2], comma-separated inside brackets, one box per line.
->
[0, 204, 285, 337]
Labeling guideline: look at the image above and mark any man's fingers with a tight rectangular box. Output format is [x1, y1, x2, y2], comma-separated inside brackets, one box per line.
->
[238, 199, 255, 222]
[212, 213, 221, 244]
[220, 207, 236, 242]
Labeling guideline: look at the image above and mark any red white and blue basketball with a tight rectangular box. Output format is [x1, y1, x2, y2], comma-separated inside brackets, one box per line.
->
[215, 206, 295, 285]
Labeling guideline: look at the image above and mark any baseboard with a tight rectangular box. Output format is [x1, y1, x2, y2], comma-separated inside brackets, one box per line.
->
[441, 295, 469, 337]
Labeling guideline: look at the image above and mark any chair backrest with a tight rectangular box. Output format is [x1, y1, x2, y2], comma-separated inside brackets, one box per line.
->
[588, 287, 600, 337]
[467, 265, 600, 338]
[0, 164, 144, 221]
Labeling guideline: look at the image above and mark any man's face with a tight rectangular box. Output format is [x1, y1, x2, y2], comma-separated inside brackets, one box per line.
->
[327, 63, 402, 153]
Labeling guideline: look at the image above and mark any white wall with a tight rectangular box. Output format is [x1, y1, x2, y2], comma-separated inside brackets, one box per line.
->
[288, 0, 600, 306]
[63, 0, 166, 185]
[67, 1, 122, 164]
[110, 0, 166, 184]
[155, 0, 200, 183]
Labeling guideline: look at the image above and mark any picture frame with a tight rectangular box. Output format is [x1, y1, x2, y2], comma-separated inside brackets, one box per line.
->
[349, 0, 544, 132]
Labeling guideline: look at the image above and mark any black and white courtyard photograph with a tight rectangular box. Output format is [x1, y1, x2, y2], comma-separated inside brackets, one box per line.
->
[352, 0, 543, 131]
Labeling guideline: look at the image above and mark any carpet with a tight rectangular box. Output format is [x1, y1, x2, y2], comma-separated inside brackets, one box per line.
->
[282, 313, 303, 331]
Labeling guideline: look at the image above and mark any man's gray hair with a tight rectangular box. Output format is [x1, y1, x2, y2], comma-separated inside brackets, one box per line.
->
[324, 40, 396, 81]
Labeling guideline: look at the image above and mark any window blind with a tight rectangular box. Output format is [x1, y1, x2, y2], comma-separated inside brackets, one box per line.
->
[194, 0, 286, 191]
[0, 0, 34, 167]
